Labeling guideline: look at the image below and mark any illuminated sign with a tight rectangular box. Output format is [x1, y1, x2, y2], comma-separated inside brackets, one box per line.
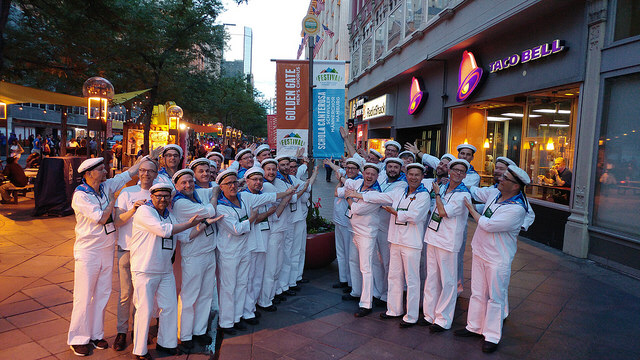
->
[457, 51, 484, 102]
[408, 77, 427, 115]
[362, 95, 389, 121]
[489, 40, 565, 73]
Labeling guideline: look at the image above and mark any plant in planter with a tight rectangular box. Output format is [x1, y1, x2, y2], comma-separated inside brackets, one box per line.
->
[305, 197, 336, 269]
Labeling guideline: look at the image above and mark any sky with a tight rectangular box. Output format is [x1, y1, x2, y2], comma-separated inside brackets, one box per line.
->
[216, 0, 310, 100]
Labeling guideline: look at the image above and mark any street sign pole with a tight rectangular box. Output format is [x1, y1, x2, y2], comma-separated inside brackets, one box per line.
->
[308, 36, 315, 161]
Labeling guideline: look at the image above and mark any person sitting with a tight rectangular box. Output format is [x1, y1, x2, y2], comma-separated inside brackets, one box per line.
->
[26, 152, 42, 168]
[539, 157, 572, 187]
[1, 156, 29, 204]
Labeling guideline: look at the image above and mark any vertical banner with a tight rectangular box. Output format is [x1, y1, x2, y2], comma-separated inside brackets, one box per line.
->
[275, 60, 309, 156]
[313, 60, 346, 158]
[267, 114, 277, 149]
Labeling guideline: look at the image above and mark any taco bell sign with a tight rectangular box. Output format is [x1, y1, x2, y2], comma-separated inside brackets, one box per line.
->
[489, 39, 565, 73]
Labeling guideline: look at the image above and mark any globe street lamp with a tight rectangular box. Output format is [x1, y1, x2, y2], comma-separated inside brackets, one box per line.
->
[83, 77, 114, 157]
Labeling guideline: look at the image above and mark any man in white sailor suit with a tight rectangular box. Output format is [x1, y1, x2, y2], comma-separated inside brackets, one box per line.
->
[215, 169, 297, 334]
[156, 144, 184, 184]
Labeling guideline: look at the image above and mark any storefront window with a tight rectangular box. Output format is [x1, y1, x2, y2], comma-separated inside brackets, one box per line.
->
[375, 23, 386, 61]
[485, 105, 524, 174]
[388, 4, 403, 49]
[351, 47, 361, 79]
[593, 73, 640, 236]
[405, 0, 424, 37]
[613, 0, 640, 41]
[427, 0, 449, 21]
[361, 36, 373, 69]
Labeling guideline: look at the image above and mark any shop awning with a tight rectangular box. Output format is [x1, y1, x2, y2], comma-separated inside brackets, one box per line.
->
[112, 89, 151, 105]
[0, 81, 85, 107]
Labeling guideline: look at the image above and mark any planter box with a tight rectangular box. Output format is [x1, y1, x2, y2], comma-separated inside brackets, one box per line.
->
[304, 231, 336, 269]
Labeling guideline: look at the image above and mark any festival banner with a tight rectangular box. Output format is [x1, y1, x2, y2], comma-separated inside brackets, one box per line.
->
[275, 60, 309, 156]
[312, 60, 345, 158]
[267, 114, 277, 149]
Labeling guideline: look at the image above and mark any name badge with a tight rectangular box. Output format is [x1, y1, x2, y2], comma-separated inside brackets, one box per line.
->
[104, 215, 116, 234]
[259, 218, 270, 231]
[290, 202, 297, 212]
[394, 207, 408, 226]
[430, 191, 436, 199]
[345, 205, 353, 219]
[162, 237, 174, 250]
[483, 206, 494, 219]
[428, 212, 442, 232]
[239, 214, 249, 222]
[204, 223, 215, 236]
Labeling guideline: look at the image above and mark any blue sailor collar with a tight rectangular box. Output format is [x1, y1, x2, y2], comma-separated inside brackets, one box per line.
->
[493, 191, 529, 212]
[241, 188, 262, 195]
[276, 171, 292, 184]
[144, 200, 170, 219]
[173, 189, 203, 205]
[360, 180, 382, 192]
[385, 172, 407, 184]
[237, 167, 248, 179]
[75, 179, 105, 198]
[195, 181, 213, 189]
[217, 191, 243, 209]
[351, 174, 363, 180]
[443, 181, 470, 194]
[467, 164, 478, 174]
[405, 183, 428, 196]
[158, 167, 170, 178]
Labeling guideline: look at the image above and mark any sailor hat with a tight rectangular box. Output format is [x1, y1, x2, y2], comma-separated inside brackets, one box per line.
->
[78, 157, 105, 173]
[172, 168, 194, 184]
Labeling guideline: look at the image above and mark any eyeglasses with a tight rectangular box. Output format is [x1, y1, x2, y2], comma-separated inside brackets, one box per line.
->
[449, 168, 466, 175]
[501, 175, 519, 185]
[345, 166, 359, 171]
[151, 194, 171, 200]
[139, 169, 157, 174]
[164, 154, 180, 158]
[220, 180, 239, 187]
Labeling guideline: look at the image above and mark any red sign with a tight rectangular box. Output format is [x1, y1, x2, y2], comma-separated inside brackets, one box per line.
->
[267, 114, 277, 148]
[276, 60, 309, 129]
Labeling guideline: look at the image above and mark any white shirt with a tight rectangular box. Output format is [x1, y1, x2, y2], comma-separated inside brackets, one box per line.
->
[337, 178, 381, 238]
[71, 171, 132, 255]
[262, 181, 285, 233]
[242, 189, 271, 253]
[115, 185, 151, 250]
[423, 183, 471, 253]
[470, 187, 527, 267]
[377, 173, 408, 233]
[363, 187, 431, 249]
[291, 176, 308, 223]
[129, 204, 181, 274]
[470, 185, 535, 231]
[173, 192, 217, 257]
[462, 167, 481, 188]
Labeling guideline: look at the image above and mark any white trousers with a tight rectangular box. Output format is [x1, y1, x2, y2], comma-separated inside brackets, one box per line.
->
[288, 220, 305, 286]
[116, 247, 135, 334]
[423, 245, 458, 329]
[349, 233, 376, 309]
[295, 221, 307, 281]
[132, 271, 178, 355]
[178, 251, 216, 340]
[466, 254, 510, 344]
[217, 250, 250, 328]
[244, 251, 266, 319]
[372, 229, 390, 301]
[458, 224, 468, 293]
[386, 244, 421, 324]
[67, 248, 113, 345]
[260, 230, 284, 305]
[334, 224, 352, 285]
[278, 226, 295, 293]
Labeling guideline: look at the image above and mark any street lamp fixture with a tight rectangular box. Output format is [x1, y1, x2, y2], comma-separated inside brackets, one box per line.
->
[0, 102, 6, 120]
[83, 77, 114, 123]
[167, 105, 183, 130]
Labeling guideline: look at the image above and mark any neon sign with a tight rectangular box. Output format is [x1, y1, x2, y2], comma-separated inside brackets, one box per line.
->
[456, 51, 483, 102]
[489, 40, 565, 73]
[408, 77, 427, 115]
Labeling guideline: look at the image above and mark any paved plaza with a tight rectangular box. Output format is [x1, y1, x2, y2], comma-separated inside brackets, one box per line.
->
[1, 178, 639, 359]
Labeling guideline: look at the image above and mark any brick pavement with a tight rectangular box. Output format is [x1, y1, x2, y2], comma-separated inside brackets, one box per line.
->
[1, 180, 640, 359]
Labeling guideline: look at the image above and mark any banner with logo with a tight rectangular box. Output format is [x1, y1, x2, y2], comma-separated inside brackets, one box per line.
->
[267, 114, 277, 149]
[275, 60, 309, 156]
[312, 60, 345, 158]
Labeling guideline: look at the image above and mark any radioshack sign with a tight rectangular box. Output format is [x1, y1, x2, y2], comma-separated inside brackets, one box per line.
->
[363, 95, 389, 121]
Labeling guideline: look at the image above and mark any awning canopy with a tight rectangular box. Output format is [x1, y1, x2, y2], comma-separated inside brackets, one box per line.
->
[112, 89, 151, 105]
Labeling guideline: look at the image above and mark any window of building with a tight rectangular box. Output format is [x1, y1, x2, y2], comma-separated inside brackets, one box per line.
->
[387, 3, 403, 49]
[351, 47, 361, 79]
[593, 72, 640, 236]
[374, 22, 386, 61]
[405, 0, 424, 37]
[613, 0, 640, 41]
[428, 0, 450, 21]
[361, 36, 373, 69]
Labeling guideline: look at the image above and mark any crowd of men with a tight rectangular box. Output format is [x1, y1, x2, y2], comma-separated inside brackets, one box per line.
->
[67, 143, 318, 359]
[326, 136, 535, 354]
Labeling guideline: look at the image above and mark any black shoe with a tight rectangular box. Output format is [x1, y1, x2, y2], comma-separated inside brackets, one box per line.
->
[429, 324, 447, 333]
[193, 333, 212, 346]
[342, 286, 352, 294]
[90, 339, 108, 350]
[275, 294, 287, 302]
[298, 278, 310, 284]
[342, 294, 359, 301]
[113, 333, 127, 351]
[70, 344, 91, 356]
[257, 304, 277, 312]
[482, 341, 499, 353]
[373, 297, 387, 308]
[454, 328, 483, 338]
[332, 282, 348, 289]
[180, 340, 194, 350]
[417, 317, 432, 327]
[243, 317, 259, 325]
[134, 353, 152, 360]
[254, 311, 262, 318]
[399, 320, 416, 328]
[234, 322, 247, 331]
[221, 327, 237, 335]
[155, 344, 178, 355]
[289, 285, 301, 292]
[354, 307, 372, 318]
[284, 289, 297, 296]
[380, 313, 404, 319]
[272, 297, 281, 304]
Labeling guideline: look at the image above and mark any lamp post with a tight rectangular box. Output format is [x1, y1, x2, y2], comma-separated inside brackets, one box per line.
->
[83, 77, 114, 159]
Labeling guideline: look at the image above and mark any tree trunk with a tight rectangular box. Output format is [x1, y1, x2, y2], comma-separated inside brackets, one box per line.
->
[0, 0, 12, 73]
[60, 106, 67, 156]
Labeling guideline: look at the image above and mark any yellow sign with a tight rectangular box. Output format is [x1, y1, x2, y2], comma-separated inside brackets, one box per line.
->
[302, 15, 320, 36]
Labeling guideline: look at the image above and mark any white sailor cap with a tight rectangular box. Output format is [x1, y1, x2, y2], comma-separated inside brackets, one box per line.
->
[496, 156, 516, 167]
[216, 169, 238, 184]
[261, 158, 278, 168]
[449, 158, 470, 171]
[456, 143, 477, 153]
[163, 144, 183, 158]
[398, 151, 416, 161]
[209, 159, 218, 169]
[149, 183, 175, 197]
[406, 163, 426, 172]
[254, 144, 271, 157]
[440, 153, 457, 162]
[235, 148, 253, 161]
[506, 165, 531, 186]
[244, 166, 265, 179]
[206, 151, 223, 161]
[78, 157, 104, 173]
[275, 154, 291, 163]
[188, 158, 210, 171]
[172, 168, 194, 184]
[363, 162, 381, 173]
[384, 140, 401, 151]
[384, 157, 403, 166]
[345, 157, 362, 170]
[369, 149, 382, 159]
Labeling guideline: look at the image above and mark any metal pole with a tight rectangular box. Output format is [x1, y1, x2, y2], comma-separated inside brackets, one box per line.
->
[308, 36, 314, 161]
